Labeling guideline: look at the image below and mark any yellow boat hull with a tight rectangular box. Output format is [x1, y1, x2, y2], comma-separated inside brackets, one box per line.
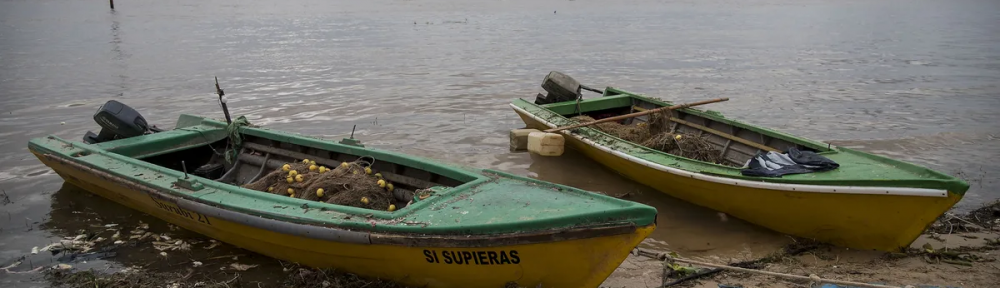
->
[36, 152, 654, 288]
[515, 110, 959, 251]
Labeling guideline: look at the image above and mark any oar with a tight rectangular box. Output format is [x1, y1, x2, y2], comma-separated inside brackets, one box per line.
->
[527, 97, 729, 156]
[545, 98, 728, 133]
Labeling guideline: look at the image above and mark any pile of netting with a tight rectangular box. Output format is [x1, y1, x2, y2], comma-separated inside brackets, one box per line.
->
[242, 159, 399, 211]
[571, 113, 732, 166]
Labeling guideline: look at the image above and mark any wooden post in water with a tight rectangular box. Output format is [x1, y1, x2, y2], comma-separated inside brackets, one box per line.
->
[110, 0, 114, 10]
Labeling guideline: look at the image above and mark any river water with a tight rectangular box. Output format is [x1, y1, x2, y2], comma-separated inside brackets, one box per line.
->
[1, 0, 998, 286]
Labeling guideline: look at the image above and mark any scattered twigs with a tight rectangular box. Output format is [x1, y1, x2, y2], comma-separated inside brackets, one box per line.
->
[634, 248, 905, 288]
[1, 189, 11, 205]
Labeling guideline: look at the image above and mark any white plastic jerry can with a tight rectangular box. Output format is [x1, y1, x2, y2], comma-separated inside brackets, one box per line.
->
[527, 132, 565, 156]
[509, 128, 540, 151]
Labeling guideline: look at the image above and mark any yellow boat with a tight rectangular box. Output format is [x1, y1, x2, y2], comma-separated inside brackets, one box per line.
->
[512, 76, 968, 251]
[29, 100, 657, 288]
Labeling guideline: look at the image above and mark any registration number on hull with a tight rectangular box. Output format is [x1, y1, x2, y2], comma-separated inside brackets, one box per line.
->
[148, 194, 212, 225]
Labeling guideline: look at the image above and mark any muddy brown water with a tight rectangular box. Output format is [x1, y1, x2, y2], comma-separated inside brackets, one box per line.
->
[2, 0, 999, 286]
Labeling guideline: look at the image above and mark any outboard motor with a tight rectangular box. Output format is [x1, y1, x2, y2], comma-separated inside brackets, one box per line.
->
[83, 100, 160, 144]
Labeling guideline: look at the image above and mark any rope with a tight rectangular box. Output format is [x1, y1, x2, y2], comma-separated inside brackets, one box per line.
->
[224, 115, 251, 164]
[354, 156, 376, 167]
[632, 248, 912, 288]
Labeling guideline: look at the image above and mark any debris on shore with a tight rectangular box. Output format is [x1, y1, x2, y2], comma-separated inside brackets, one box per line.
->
[926, 200, 1000, 235]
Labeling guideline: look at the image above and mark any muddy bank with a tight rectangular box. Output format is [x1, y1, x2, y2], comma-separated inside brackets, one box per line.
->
[605, 202, 1000, 288]
[10, 194, 997, 288]
[45, 266, 406, 288]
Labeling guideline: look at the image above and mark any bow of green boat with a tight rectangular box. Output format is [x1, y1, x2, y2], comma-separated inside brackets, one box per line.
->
[28, 114, 657, 238]
[510, 87, 969, 196]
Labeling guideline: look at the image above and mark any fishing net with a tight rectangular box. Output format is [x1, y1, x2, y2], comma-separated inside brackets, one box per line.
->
[640, 133, 726, 165]
[570, 116, 652, 143]
[242, 160, 397, 211]
[571, 113, 732, 166]
[224, 116, 251, 164]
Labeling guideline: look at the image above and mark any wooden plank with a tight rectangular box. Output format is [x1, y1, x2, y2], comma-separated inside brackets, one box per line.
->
[631, 106, 780, 153]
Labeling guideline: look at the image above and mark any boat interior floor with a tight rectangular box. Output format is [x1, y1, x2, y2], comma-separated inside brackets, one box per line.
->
[138, 134, 469, 210]
[557, 93, 823, 167]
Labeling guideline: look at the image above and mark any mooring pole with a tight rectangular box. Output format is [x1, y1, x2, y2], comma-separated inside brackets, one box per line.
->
[110, 0, 114, 10]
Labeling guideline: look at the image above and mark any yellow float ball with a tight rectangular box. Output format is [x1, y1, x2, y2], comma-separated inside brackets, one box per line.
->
[386, 183, 394, 192]
[364, 167, 372, 175]
[267, 187, 273, 192]
[340, 162, 349, 168]
[295, 174, 304, 182]
[290, 193, 296, 198]
[316, 188, 325, 197]
[302, 159, 310, 163]
[310, 160, 316, 166]
[287, 188, 294, 195]
[388, 204, 396, 212]
[289, 170, 298, 177]
[674, 134, 683, 140]
[377, 179, 386, 188]
[282, 164, 291, 171]
[319, 166, 328, 173]
[309, 165, 317, 172]
[286, 177, 293, 184]
[361, 197, 369, 204]
[374, 173, 382, 179]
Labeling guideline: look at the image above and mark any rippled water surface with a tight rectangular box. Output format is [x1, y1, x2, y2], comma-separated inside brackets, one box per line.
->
[1, 0, 999, 286]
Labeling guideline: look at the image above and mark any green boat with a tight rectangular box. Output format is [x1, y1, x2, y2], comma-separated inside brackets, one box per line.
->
[511, 73, 968, 251]
[28, 100, 657, 288]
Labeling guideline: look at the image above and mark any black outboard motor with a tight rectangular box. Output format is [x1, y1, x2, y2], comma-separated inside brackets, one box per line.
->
[83, 100, 159, 144]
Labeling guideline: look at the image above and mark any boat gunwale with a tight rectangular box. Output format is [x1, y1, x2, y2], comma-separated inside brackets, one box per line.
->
[510, 103, 951, 198]
[37, 151, 647, 247]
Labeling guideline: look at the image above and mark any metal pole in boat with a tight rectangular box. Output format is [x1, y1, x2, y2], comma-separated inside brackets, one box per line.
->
[181, 161, 189, 179]
[350, 125, 356, 139]
[215, 77, 233, 124]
